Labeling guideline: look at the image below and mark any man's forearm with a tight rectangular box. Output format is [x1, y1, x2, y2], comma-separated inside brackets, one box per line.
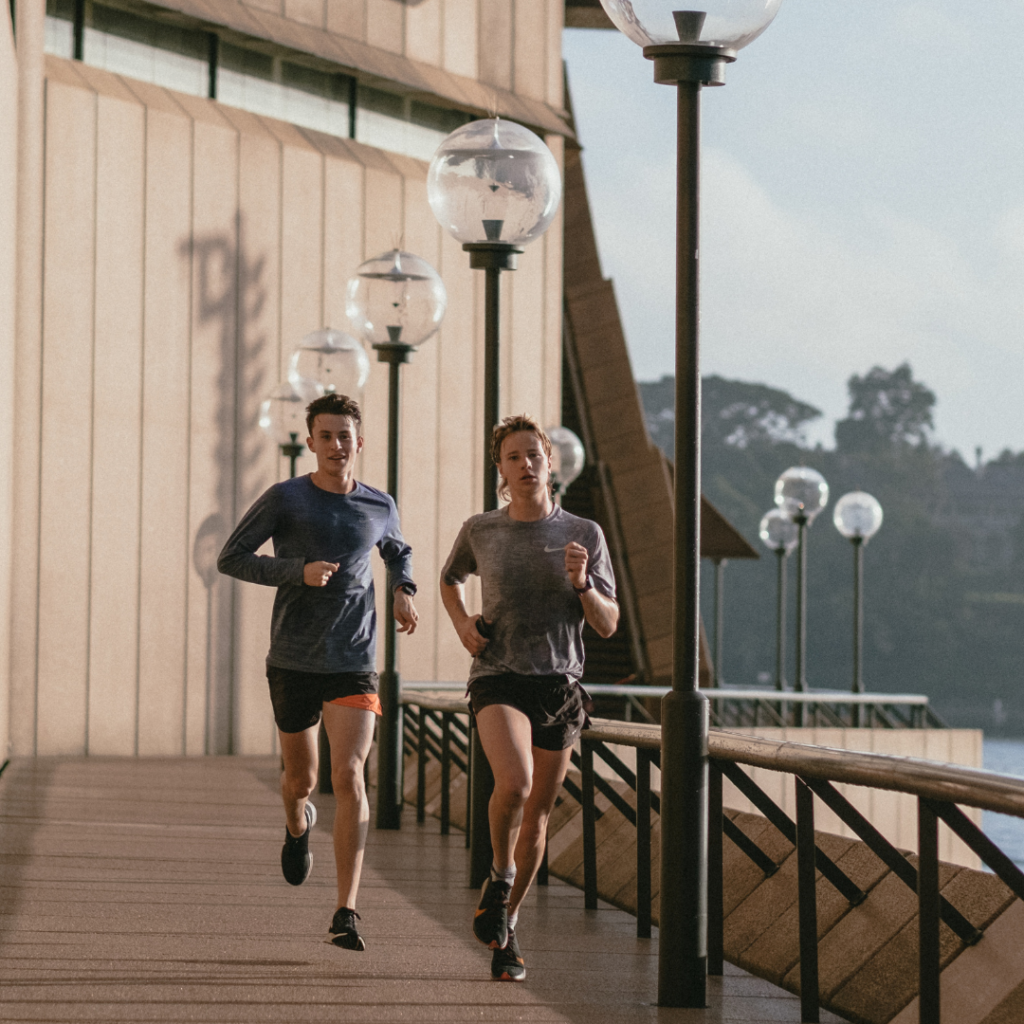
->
[580, 591, 619, 638]
[439, 581, 470, 626]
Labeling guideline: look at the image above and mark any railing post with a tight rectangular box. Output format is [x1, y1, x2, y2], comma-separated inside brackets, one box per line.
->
[707, 760, 723, 974]
[918, 798, 941, 1024]
[581, 739, 598, 910]
[795, 777, 820, 1023]
[465, 714, 473, 850]
[636, 749, 652, 939]
[440, 712, 451, 836]
[416, 706, 428, 824]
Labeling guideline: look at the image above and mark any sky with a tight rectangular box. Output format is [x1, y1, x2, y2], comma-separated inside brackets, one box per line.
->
[562, 1, 1024, 458]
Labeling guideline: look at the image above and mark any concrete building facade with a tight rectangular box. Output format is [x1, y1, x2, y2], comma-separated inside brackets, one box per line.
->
[1, 0, 570, 758]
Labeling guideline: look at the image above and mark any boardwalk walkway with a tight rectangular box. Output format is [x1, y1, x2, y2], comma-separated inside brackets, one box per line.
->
[0, 757, 847, 1023]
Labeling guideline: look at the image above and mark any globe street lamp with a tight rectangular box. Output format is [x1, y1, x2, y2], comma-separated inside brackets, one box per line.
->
[759, 508, 799, 693]
[289, 328, 370, 399]
[547, 425, 586, 500]
[347, 248, 447, 831]
[775, 466, 829, 726]
[259, 377, 322, 478]
[428, 117, 562, 885]
[834, 491, 883, 725]
[597, 0, 782, 1006]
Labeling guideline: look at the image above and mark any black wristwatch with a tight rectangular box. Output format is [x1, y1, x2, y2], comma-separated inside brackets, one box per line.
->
[396, 583, 417, 596]
[573, 575, 594, 595]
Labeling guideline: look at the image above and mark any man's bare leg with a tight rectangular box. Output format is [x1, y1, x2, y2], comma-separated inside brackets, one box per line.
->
[321, 702, 376, 911]
[474, 704, 535, 872]
[508, 746, 572, 918]
[278, 724, 319, 836]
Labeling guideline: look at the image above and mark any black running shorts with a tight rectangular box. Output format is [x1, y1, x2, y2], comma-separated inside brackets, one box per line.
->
[468, 673, 589, 751]
[267, 666, 380, 734]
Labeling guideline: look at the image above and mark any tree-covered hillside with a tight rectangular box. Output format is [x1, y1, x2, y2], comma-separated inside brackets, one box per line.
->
[639, 366, 1024, 733]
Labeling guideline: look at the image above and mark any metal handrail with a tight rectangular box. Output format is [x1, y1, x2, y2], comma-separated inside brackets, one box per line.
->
[399, 693, 1023, 1024]
[400, 681, 932, 705]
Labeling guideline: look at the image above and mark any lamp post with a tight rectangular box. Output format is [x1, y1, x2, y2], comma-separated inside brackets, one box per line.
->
[596, 0, 782, 1007]
[775, 467, 829, 726]
[546, 425, 586, 501]
[347, 248, 447, 831]
[428, 117, 562, 886]
[834, 491, 883, 726]
[259, 378, 322, 478]
[759, 508, 799, 692]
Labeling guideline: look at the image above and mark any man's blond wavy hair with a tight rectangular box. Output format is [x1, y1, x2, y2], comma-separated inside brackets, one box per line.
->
[490, 414, 552, 502]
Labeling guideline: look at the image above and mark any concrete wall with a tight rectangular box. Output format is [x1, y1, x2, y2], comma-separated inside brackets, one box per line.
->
[0, 3, 17, 760]
[5, 52, 563, 757]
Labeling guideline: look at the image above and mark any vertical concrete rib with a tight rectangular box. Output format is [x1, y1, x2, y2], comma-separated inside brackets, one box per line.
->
[12, 0, 45, 756]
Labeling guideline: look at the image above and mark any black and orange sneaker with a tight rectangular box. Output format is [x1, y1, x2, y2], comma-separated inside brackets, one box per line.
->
[473, 876, 511, 949]
[327, 907, 366, 951]
[281, 801, 316, 886]
[491, 926, 525, 982]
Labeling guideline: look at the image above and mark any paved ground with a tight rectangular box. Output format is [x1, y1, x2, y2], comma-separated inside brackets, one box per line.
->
[0, 757, 848, 1022]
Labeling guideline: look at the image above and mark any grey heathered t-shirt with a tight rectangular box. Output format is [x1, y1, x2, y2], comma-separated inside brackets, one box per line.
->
[218, 476, 414, 674]
[441, 505, 616, 682]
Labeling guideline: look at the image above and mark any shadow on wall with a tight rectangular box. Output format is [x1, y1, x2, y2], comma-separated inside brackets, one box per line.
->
[181, 215, 270, 755]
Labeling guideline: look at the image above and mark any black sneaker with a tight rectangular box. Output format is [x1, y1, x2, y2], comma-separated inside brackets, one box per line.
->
[473, 877, 511, 949]
[281, 802, 316, 886]
[328, 907, 366, 951]
[491, 926, 525, 982]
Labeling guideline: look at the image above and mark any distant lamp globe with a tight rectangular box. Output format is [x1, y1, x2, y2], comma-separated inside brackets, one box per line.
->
[834, 491, 884, 543]
[427, 118, 562, 247]
[259, 379, 317, 447]
[775, 466, 829, 523]
[547, 426, 586, 496]
[346, 249, 446, 350]
[598, 0, 783, 49]
[759, 508, 799, 554]
[289, 329, 369, 398]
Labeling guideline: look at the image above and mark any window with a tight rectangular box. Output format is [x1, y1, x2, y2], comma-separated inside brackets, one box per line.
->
[42, 1, 473, 163]
[217, 42, 353, 140]
[358, 88, 469, 162]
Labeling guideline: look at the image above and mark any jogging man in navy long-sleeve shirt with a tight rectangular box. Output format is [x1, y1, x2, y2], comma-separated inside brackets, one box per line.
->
[219, 392, 418, 951]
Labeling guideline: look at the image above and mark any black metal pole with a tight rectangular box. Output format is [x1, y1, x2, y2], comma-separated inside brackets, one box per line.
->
[280, 433, 303, 480]
[795, 778, 821, 1023]
[712, 558, 725, 687]
[373, 342, 412, 830]
[794, 512, 808, 727]
[852, 536, 864, 727]
[641, 32, 733, 1009]
[463, 242, 520, 888]
[775, 547, 787, 691]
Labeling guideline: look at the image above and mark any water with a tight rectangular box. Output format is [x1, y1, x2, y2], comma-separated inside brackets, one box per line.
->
[983, 737, 1024, 869]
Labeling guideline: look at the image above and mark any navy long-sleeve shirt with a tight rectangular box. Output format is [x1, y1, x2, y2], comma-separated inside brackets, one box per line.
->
[218, 476, 414, 673]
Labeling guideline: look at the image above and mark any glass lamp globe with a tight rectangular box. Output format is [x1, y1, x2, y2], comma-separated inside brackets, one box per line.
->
[547, 426, 586, 494]
[346, 249, 446, 348]
[427, 118, 562, 246]
[775, 466, 829, 522]
[288, 329, 369, 397]
[834, 491, 884, 543]
[759, 508, 799, 554]
[259, 380, 317, 448]
[598, 0, 783, 49]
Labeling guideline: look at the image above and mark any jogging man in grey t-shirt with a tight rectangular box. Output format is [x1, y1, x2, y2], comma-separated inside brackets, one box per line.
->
[219, 393, 418, 952]
[440, 414, 619, 982]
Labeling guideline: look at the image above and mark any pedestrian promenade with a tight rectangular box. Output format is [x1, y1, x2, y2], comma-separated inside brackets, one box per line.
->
[0, 756, 847, 1023]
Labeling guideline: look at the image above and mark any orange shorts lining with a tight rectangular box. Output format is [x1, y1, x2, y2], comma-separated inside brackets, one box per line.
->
[329, 693, 382, 716]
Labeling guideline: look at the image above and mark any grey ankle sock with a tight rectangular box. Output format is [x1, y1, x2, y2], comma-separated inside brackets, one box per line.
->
[507, 910, 519, 930]
[491, 863, 516, 885]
